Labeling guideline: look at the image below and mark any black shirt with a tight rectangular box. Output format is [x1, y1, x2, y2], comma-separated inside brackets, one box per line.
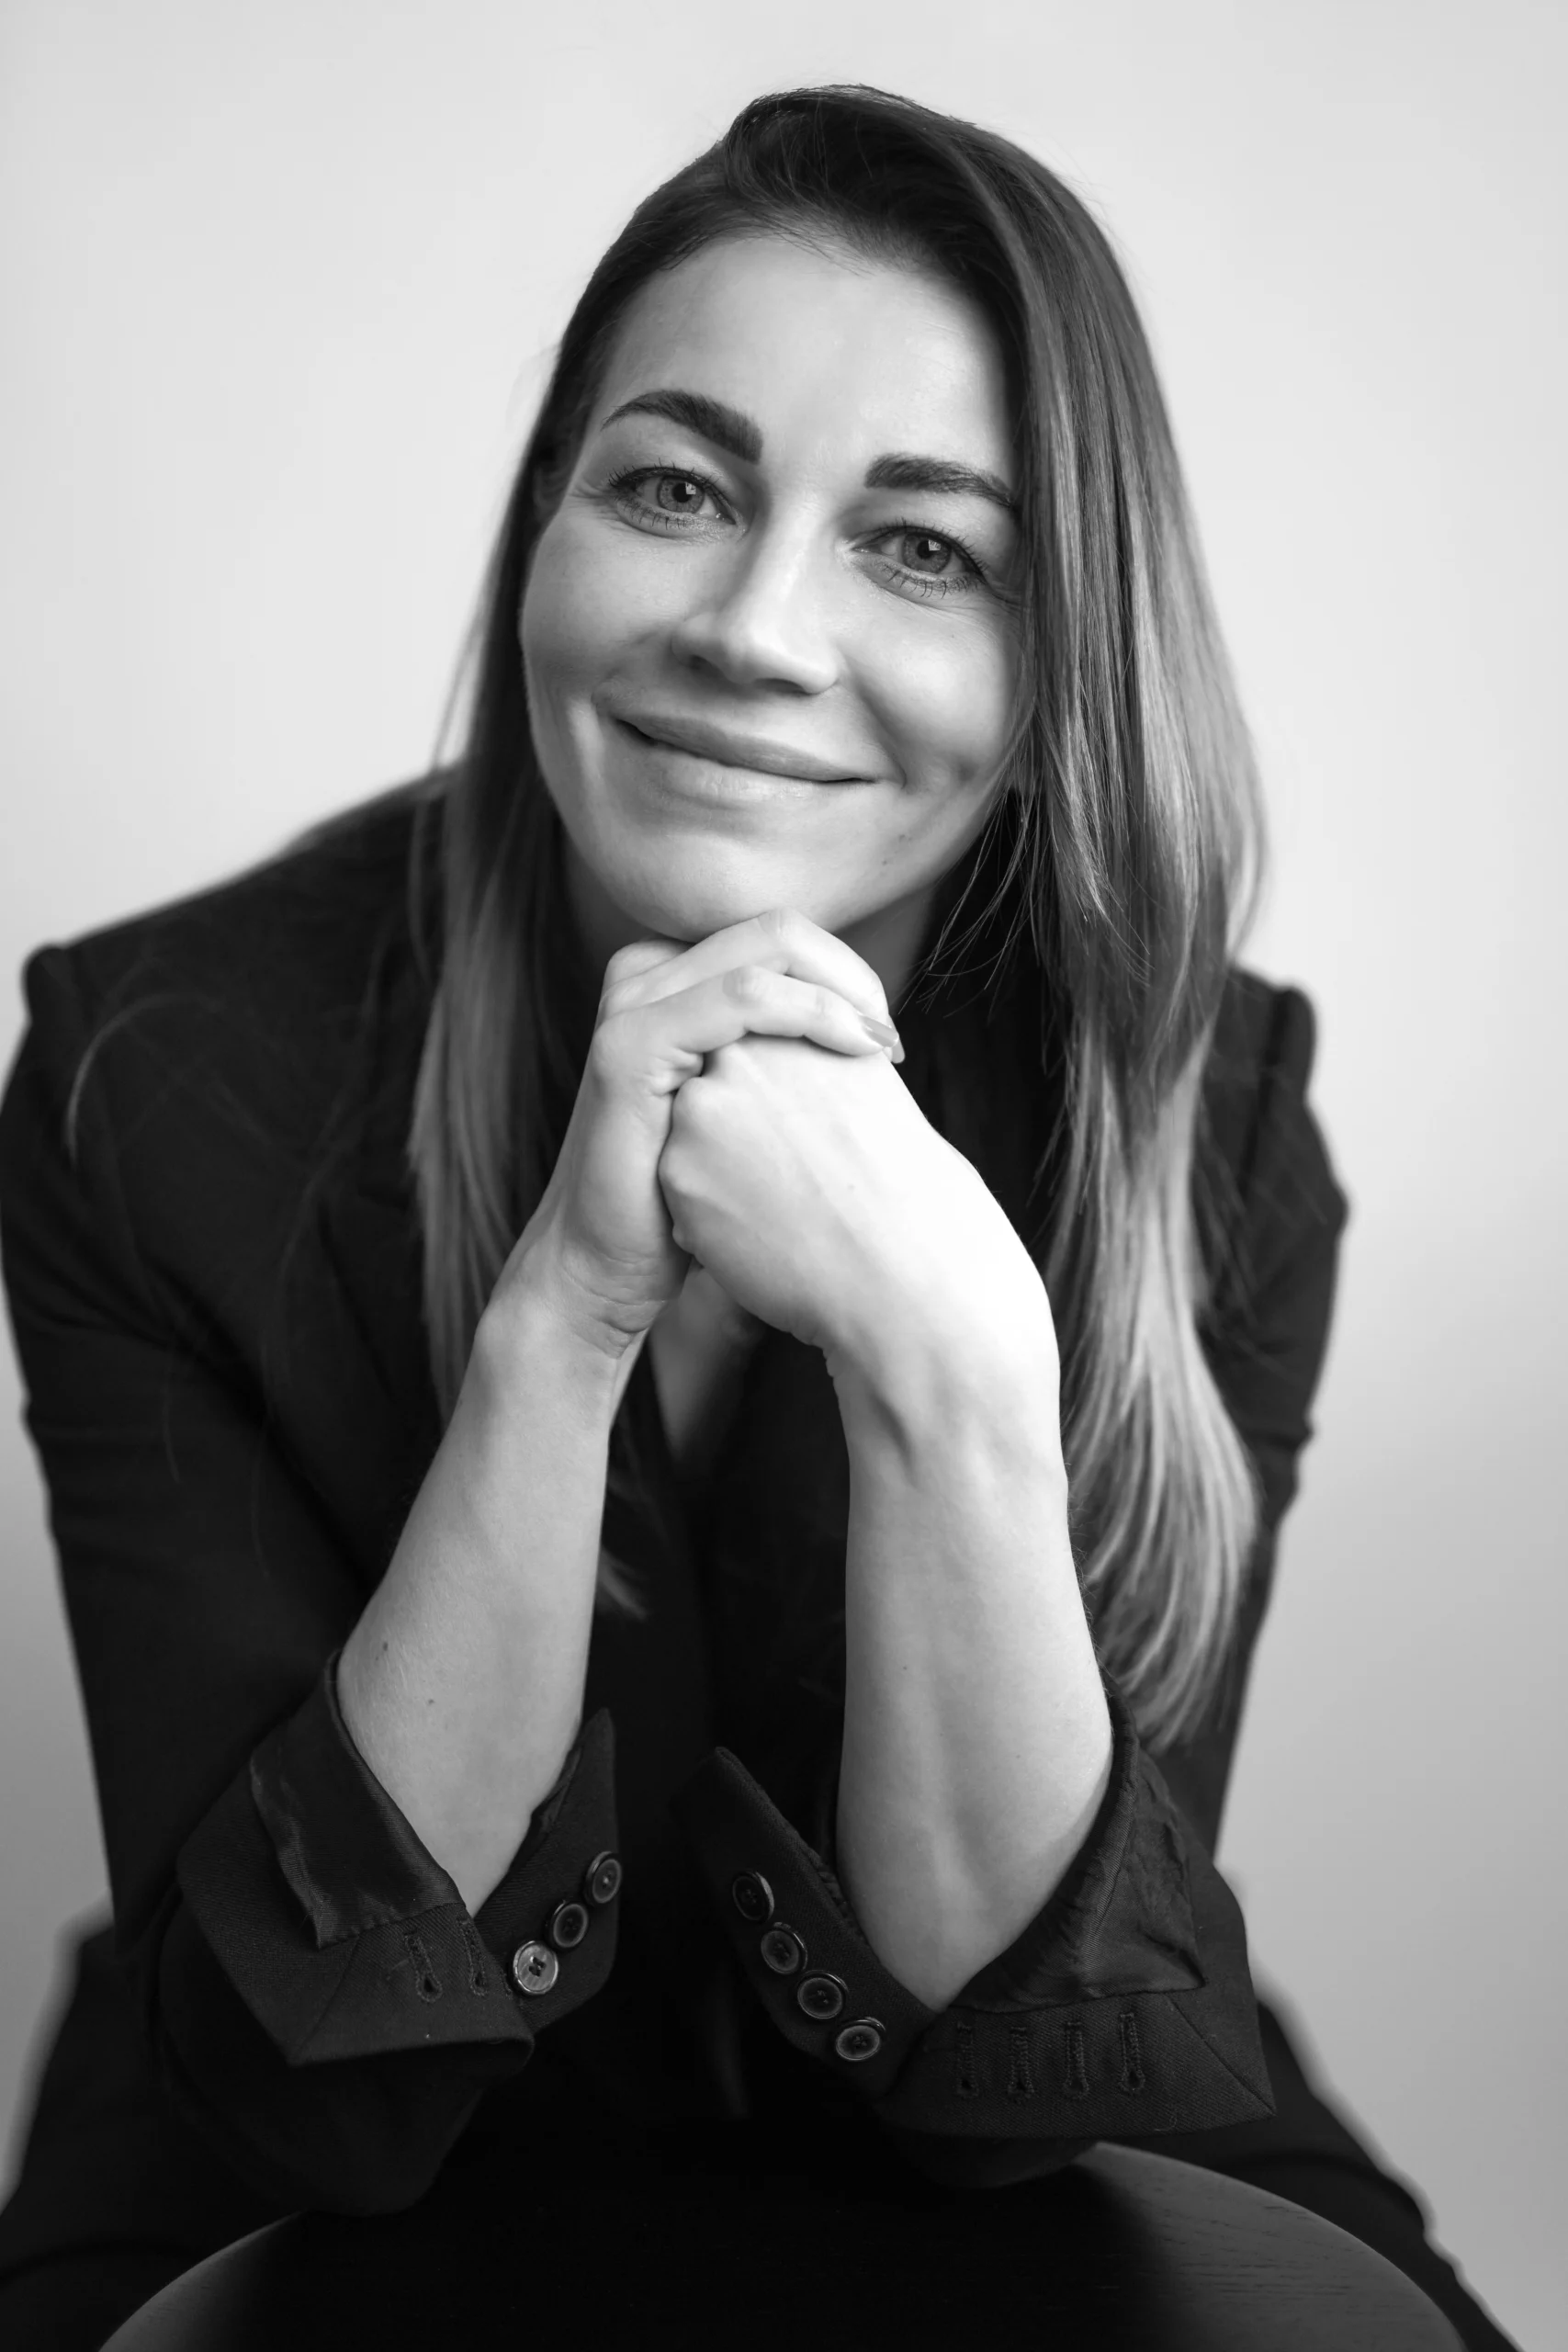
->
[0, 784, 1348, 2269]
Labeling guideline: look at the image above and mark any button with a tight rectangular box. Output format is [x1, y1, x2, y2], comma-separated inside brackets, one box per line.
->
[511, 1940, 559, 1997]
[796, 1972, 847, 2022]
[548, 1900, 590, 1951]
[759, 1923, 807, 1976]
[730, 1870, 774, 1926]
[833, 2017, 886, 2063]
[583, 1850, 623, 1906]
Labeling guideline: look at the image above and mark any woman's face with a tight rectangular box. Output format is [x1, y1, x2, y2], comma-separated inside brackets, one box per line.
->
[520, 232, 1024, 995]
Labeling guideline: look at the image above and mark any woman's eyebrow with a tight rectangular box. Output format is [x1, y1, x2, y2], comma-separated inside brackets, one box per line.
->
[598, 387, 1020, 521]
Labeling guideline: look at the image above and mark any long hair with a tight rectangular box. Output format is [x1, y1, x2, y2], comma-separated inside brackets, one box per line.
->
[405, 84, 1269, 1751]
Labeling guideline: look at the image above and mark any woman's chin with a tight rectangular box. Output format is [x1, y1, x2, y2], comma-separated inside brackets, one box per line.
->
[619, 888, 807, 946]
[591, 854, 841, 948]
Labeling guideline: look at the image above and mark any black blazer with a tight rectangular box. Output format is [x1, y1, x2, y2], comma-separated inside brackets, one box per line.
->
[0, 787, 1348, 2279]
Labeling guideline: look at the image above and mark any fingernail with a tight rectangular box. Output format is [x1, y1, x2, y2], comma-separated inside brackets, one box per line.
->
[861, 1015, 904, 1061]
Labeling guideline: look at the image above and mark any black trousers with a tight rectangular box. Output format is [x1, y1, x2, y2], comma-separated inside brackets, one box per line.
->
[0, 1998, 1517, 2352]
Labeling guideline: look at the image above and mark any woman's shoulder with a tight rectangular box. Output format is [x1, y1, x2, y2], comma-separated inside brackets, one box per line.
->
[35, 775, 439, 1027]
[3, 775, 443, 1202]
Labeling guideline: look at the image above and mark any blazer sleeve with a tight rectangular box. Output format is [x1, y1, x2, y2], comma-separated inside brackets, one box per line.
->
[671, 979, 1349, 2188]
[0, 945, 624, 2218]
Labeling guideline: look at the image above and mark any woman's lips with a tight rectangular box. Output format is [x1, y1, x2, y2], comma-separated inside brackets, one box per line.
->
[614, 718, 864, 796]
[616, 716, 863, 784]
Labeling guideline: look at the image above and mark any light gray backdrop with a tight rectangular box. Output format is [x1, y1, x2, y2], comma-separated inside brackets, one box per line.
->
[2, 5, 1562, 2345]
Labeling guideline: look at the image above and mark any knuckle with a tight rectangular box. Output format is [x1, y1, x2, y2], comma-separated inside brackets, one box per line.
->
[723, 962, 771, 1007]
[600, 965, 649, 1013]
[601, 940, 677, 1006]
[602, 943, 646, 989]
[587, 1013, 630, 1078]
[757, 905, 804, 951]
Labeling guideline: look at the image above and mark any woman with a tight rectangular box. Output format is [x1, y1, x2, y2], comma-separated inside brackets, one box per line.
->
[0, 84, 1513, 2349]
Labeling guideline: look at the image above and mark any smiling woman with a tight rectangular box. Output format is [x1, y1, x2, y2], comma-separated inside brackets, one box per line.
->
[0, 82, 1513, 2352]
[524, 236, 1026, 1008]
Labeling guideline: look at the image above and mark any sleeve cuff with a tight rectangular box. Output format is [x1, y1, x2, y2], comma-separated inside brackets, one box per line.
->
[670, 1686, 1273, 2145]
[175, 1655, 624, 2065]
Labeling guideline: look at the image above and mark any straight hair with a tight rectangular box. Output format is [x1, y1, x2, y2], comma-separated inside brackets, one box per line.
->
[398, 84, 1268, 1750]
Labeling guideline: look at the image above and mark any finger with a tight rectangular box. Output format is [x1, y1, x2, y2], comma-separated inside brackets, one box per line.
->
[610, 964, 904, 1079]
[607, 908, 893, 1028]
[600, 938, 687, 997]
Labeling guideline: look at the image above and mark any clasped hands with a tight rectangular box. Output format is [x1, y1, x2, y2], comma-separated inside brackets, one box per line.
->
[508, 907, 1058, 1413]
[649, 926, 1057, 1399]
[658, 1023, 944, 1362]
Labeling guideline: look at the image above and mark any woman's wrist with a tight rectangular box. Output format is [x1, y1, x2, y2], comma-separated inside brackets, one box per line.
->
[468, 1243, 642, 1419]
[828, 1288, 1065, 1478]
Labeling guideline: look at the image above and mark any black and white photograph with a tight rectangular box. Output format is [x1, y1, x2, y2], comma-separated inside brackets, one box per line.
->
[0, 6, 1560, 2346]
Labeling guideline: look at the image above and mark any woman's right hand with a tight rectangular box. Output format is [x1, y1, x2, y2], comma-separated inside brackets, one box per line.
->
[480, 908, 903, 1370]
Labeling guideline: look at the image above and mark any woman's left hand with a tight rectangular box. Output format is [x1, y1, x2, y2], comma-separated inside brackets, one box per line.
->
[655, 1031, 1058, 1389]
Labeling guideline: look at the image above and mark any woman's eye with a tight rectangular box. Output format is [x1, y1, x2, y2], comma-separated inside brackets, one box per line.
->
[607, 467, 722, 523]
[877, 528, 981, 597]
[604, 467, 987, 599]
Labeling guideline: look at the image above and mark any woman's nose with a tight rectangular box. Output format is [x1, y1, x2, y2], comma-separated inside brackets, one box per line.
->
[666, 530, 843, 696]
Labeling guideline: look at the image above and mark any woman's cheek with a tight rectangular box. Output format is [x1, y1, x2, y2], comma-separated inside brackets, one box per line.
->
[874, 626, 1014, 806]
[523, 515, 629, 682]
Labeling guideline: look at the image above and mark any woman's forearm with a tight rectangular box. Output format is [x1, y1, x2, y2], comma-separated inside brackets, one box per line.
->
[833, 1324, 1112, 2013]
[336, 1275, 635, 1917]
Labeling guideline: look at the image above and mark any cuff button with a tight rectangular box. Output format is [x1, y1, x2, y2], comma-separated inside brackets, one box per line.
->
[510, 1940, 560, 1997]
[796, 1972, 847, 2022]
[583, 1850, 623, 1906]
[759, 1923, 807, 1976]
[730, 1870, 774, 1926]
[833, 2017, 886, 2064]
[548, 1899, 590, 1951]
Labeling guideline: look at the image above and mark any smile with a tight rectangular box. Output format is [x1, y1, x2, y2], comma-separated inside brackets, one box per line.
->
[614, 715, 864, 785]
[613, 720, 868, 802]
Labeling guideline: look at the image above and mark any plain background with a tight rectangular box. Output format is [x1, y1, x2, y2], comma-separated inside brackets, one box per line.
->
[1, 3, 1562, 2344]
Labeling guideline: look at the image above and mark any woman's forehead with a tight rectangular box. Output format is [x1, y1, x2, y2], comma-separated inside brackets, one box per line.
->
[595, 234, 1017, 478]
